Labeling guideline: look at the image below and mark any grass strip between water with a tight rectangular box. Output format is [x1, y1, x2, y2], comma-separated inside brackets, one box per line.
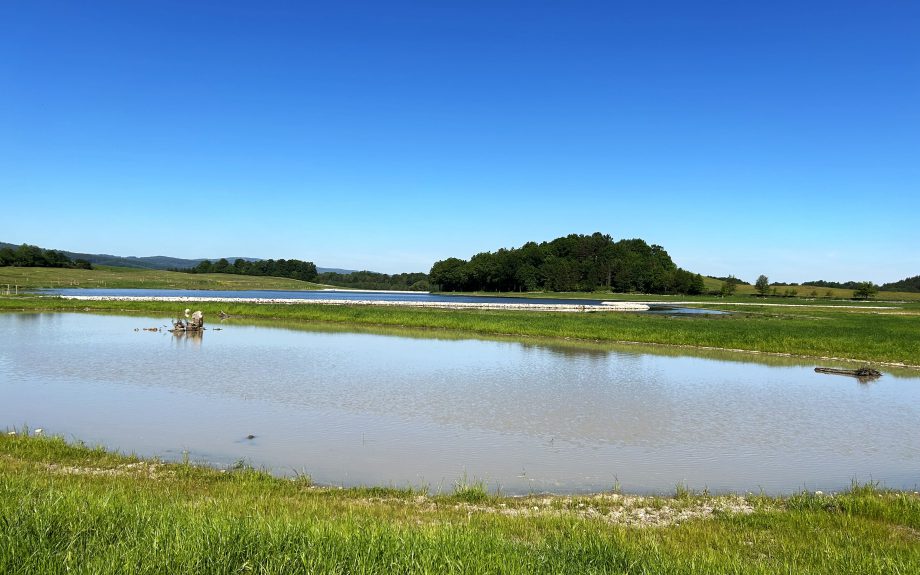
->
[1, 433, 918, 574]
[1, 295, 918, 366]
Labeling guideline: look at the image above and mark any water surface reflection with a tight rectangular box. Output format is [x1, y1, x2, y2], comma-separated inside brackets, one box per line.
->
[1, 312, 917, 494]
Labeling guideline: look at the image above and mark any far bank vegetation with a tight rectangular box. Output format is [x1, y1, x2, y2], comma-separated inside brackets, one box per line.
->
[431, 233, 706, 295]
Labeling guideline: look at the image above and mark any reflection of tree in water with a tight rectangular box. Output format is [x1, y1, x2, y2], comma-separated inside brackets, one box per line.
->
[519, 341, 612, 360]
[225, 315, 906, 374]
[14, 313, 41, 322]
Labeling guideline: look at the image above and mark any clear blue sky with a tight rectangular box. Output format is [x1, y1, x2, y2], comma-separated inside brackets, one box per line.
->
[2, 1, 917, 282]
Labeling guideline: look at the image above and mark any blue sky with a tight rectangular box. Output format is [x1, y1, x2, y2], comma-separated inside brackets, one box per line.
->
[2, 1, 917, 282]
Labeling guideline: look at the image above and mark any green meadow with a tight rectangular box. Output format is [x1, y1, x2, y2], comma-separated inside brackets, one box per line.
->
[5, 265, 919, 302]
[0, 265, 328, 291]
[1, 433, 918, 575]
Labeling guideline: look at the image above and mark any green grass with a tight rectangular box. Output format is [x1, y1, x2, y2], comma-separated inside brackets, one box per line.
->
[6, 265, 919, 302]
[0, 266, 329, 291]
[1, 433, 918, 574]
[451, 286, 920, 303]
[2, 295, 919, 365]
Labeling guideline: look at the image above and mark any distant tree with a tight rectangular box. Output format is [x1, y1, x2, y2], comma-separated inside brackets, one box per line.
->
[803, 279, 863, 290]
[853, 281, 878, 300]
[690, 273, 705, 295]
[880, 274, 920, 293]
[0, 247, 14, 266]
[430, 258, 470, 291]
[0, 243, 83, 269]
[755, 275, 770, 296]
[187, 257, 317, 282]
[719, 275, 740, 297]
[514, 263, 540, 292]
[430, 233, 706, 295]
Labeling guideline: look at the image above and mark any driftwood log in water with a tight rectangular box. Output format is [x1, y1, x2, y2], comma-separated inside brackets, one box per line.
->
[814, 366, 882, 379]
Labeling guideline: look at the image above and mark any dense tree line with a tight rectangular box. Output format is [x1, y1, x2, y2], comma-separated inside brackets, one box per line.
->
[186, 258, 318, 282]
[430, 233, 704, 294]
[316, 271, 429, 291]
[0, 244, 92, 269]
[799, 280, 864, 290]
[710, 275, 750, 285]
[880, 275, 920, 293]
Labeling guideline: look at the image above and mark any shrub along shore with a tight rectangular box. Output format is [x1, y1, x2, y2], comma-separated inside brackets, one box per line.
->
[1, 433, 918, 574]
[1, 295, 918, 366]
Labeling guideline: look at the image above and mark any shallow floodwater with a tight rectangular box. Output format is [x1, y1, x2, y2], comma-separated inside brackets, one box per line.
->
[2, 312, 917, 494]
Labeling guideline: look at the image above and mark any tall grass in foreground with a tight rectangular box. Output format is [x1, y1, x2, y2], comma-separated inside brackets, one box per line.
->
[1, 434, 919, 574]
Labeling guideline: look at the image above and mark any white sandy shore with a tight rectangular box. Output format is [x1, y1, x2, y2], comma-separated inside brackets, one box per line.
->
[320, 288, 429, 294]
[615, 301, 899, 310]
[61, 295, 650, 312]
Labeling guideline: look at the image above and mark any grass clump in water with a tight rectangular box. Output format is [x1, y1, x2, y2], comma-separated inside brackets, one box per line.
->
[449, 476, 491, 504]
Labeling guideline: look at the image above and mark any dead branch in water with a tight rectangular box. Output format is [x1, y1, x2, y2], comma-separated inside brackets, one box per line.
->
[814, 366, 882, 379]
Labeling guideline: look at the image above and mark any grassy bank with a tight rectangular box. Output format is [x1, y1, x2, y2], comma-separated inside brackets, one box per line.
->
[1, 433, 918, 574]
[1, 295, 918, 366]
[0, 266, 328, 291]
[6, 265, 919, 302]
[452, 287, 920, 303]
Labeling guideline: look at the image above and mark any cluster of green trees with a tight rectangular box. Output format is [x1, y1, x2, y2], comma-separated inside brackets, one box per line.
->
[711, 275, 750, 285]
[0, 244, 92, 269]
[754, 275, 879, 299]
[430, 233, 705, 294]
[718, 275, 742, 296]
[316, 271, 429, 291]
[757, 275, 816, 298]
[881, 275, 920, 293]
[798, 280, 864, 290]
[186, 258, 318, 282]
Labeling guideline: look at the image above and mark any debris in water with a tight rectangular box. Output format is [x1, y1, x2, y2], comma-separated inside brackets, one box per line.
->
[171, 309, 205, 332]
[814, 366, 882, 379]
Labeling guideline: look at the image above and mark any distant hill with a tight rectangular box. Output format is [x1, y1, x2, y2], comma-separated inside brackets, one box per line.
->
[881, 275, 920, 293]
[0, 242, 355, 274]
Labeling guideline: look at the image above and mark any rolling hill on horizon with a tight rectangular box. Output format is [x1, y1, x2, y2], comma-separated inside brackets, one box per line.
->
[0, 242, 356, 275]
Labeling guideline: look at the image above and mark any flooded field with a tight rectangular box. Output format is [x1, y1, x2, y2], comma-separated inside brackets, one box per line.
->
[1, 312, 917, 494]
[41, 288, 725, 314]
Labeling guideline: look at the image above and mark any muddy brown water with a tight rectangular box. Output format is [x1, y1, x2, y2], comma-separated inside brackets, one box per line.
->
[1, 312, 917, 494]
